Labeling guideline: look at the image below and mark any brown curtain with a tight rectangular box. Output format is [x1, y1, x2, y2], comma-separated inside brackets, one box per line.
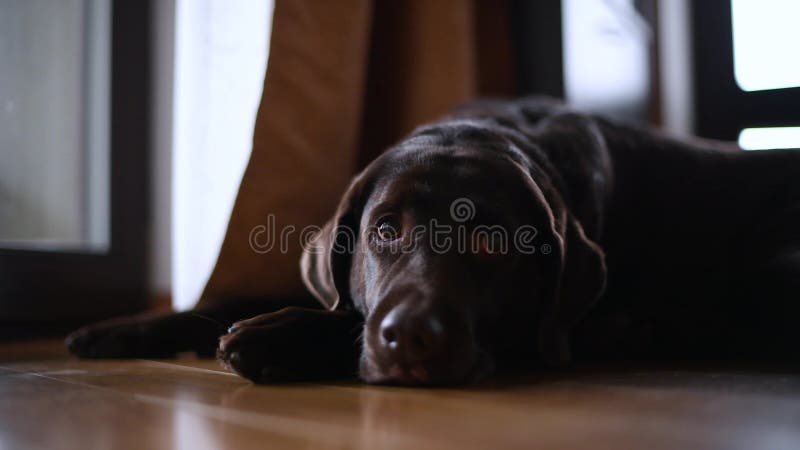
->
[199, 0, 516, 306]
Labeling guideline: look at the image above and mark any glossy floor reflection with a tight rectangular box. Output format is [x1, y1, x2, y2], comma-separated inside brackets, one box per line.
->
[1, 341, 799, 450]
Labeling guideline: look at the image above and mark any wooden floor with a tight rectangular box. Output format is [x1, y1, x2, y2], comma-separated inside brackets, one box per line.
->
[1, 341, 799, 450]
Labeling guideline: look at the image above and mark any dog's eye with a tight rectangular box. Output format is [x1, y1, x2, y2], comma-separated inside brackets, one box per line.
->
[376, 217, 402, 242]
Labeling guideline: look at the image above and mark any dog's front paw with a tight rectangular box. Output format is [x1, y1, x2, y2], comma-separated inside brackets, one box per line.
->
[217, 307, 362, 383]
[217, 326, 296, 383]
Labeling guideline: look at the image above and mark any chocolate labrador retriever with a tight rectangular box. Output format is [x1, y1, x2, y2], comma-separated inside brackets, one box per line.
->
[67, 97, 800, 385]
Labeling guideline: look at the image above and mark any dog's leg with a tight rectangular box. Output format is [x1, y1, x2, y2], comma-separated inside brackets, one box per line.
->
[65, 296, 321, 358]
[217, 307, 363, 383]
[739, 249, 800, 358]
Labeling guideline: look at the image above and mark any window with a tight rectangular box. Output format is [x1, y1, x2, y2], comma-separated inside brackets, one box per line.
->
[0, 0, 151, 334]
[562, 0, 652, 119]
[0, 0, 110, 251]
[693, 0, 800, 145]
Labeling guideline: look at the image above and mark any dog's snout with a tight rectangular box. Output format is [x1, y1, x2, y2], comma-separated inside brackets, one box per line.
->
[379, 306, 444, 364]
[364, 296, 481, 384]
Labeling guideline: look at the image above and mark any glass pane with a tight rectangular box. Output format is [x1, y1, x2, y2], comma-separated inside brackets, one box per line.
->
[732, 0, 800, 92]
[0, 0, 109, 252]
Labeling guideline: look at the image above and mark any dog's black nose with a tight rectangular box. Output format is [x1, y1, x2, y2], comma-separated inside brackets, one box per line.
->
[379, 306, 444, 363]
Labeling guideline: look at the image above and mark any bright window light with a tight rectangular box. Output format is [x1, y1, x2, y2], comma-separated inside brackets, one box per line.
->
[731, 0, 800, 92]
[562, 0, 651, 117]
[738, 127, 800, 150]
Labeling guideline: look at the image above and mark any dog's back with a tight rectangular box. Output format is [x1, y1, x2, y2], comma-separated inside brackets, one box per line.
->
[447, 98, 800, 359]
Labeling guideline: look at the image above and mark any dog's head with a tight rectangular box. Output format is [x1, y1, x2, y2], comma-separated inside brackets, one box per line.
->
[301, 120, 606, 385]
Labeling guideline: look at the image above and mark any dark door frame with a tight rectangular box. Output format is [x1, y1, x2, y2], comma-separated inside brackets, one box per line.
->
[511, 0, 565, 98]
[0, 0, 152, 337]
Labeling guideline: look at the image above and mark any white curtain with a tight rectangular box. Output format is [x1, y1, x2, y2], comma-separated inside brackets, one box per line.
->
[171, 0, 274, 310]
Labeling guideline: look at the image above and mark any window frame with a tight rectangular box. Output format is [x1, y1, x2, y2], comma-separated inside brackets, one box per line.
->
[0, 0, 152, 337]
[691, 0, 800, 140]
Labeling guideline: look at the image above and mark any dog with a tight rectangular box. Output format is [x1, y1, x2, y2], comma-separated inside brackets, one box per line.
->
[67, 97, 800, 385]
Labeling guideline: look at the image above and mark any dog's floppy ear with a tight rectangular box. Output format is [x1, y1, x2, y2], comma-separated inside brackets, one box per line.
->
[510, 156, 607, 366]
[537, 213, 607, 366]
[505, 112, 609, 365]
[300, 174, 367, 311]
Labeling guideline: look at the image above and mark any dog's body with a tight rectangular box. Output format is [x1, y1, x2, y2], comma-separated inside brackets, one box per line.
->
[67, 98, 800, 384]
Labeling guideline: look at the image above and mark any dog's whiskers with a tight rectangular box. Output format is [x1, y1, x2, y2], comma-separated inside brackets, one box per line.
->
[189, 313, 227, 332]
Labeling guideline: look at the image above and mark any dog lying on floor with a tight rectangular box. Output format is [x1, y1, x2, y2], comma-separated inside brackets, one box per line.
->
[66, 97, 800, 385]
